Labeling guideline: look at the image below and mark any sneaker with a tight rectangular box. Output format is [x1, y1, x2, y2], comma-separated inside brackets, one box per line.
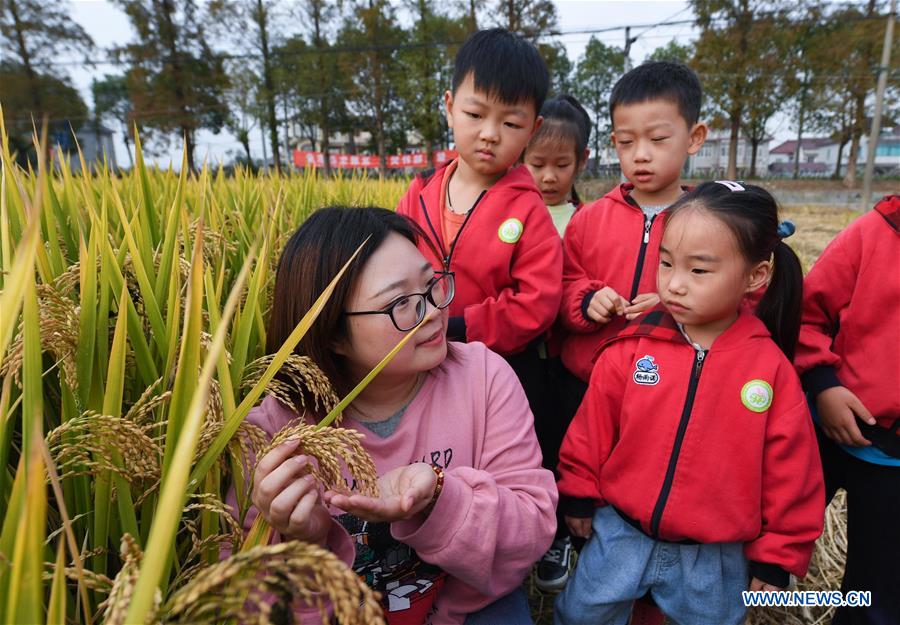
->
[535, 536, 575, 591]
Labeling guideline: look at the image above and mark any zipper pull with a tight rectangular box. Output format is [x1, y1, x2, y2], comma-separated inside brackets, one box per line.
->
[643, 217, 652, 243]
[696, 349, 706, 370]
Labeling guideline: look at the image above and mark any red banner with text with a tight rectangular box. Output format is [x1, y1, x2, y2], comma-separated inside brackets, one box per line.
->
[293, 149, 457, 169]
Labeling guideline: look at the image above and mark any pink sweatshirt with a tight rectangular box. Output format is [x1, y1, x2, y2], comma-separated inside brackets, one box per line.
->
[228, 341, 558, 625]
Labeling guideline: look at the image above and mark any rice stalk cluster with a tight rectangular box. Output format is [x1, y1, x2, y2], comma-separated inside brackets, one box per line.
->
[0, 117, 407, 625]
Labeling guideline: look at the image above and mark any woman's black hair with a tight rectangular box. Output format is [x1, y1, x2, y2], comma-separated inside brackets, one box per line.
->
[526, 94, 591, 204]
[269, 206, 442, 400]
[665, 181, 803, 361]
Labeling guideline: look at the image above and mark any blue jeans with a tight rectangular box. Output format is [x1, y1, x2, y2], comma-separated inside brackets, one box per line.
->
[554, 506, 749, 625]
[465, 587, 533, 625]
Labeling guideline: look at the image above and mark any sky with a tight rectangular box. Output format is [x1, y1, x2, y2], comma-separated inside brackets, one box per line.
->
[60, 0, 756, 168]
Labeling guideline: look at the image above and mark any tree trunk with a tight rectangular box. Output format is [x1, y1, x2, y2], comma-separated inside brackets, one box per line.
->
[255, 0, 281, 174]
[793, 80, 807, 180]
[159, 0, 196, 171]
[371, 4, 386, 177]
[727, 113, 740, 180]
[123, 132, 135, 168]
[468, 0, 478, 32]
[844, 0, 878, 188]
[833, 137, 848, 179]
[750, 138, 759, 178]
[9, 0, 51, 163]
[843, 92, 866, 188]
[312, 3, 331, 176]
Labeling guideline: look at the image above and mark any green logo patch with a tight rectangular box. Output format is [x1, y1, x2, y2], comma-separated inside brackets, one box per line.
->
[741, 379, 773, 413]
[498, 218, 524, 244]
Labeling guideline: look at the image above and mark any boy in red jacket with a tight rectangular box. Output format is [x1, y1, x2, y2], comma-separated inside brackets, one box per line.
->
[795, 194, 900, 625]
[396, 28, 562, 463]
[397, 28, 561, 362]
[559, 62, 708, 387]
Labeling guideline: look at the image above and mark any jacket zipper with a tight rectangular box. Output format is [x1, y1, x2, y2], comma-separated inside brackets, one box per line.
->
[649, 347, 706, 538]
[419, 190, 487, 269]
[628, 214, 656, 301]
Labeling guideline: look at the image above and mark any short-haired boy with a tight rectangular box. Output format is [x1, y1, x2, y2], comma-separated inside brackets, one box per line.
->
[559, 61, 708, 386]
[396, 30, 563, 609]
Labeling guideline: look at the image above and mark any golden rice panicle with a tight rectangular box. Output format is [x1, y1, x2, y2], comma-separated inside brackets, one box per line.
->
[163, 541, 385, 625]
[100, 534, 161, 625]
[0, 283, 80, 391]
[266, 422, 379, 497]
[242, 354, 340, 418]
[46, 412, 161, 487]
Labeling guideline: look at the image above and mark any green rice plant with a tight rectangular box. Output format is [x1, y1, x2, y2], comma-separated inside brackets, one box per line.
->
[0, 110, 407, 624]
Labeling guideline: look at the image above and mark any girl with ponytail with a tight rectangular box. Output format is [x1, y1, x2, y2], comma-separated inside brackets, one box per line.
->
[554, 181, 824, 625]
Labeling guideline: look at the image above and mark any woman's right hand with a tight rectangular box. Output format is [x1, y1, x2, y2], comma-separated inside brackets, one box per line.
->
[252, 439, 332, 543]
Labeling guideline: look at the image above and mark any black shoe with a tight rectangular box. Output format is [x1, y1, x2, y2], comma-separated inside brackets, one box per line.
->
[535, 536, 575, 591]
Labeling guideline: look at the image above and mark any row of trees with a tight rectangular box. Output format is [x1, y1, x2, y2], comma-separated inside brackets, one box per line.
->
[1, 0, 896, 182]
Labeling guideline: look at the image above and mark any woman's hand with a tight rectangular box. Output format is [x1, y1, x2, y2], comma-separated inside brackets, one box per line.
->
[324, 462, 438, 523]
[252, 440, 332, 544]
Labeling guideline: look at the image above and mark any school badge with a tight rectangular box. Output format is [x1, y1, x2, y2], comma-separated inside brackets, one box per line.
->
[497, 218, 524, 244]
[741, 379, 773, 412]
[633, 355, 660, 386]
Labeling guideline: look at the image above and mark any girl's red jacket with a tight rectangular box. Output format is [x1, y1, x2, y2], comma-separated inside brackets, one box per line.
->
[397, 162, 563, 356]
[795, 195, 900, 427]
[557, 310, 825, 586]
[559, 183, 668, 381]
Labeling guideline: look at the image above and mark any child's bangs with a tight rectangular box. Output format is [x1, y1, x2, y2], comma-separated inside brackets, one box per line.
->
[530, 121, 581, 158]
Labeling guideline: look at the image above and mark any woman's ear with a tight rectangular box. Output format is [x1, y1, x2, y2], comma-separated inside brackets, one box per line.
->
[746, 259, 772, 293]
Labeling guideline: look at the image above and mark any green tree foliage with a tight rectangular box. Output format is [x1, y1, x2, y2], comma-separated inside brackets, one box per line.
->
[691, 0, 797, 179]
[648, 40, 691, 65]
[1, 0, 93, 160]
[0, 62, 88, 166]
[338, 0, 407, 176]
[573, 36, 624, 174]
[397, 0, 467, 161]
[113, 0, 230, 172]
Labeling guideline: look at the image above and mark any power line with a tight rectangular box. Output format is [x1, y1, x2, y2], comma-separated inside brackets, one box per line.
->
[16, 10, 891, 70]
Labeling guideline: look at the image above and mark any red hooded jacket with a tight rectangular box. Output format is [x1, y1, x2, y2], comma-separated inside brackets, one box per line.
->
[397, 161, 563, 356]
[559, 184, 669, 381]
[795, 195, 900, 429]
[557, 310, 825, 586]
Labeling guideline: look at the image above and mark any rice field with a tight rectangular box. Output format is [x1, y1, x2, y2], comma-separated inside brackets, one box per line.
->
[0, 118, 861, 624]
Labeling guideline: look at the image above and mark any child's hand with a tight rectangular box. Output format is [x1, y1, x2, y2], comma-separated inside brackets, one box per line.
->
[587, 287, 628, 323]
[816, 386, 876, 447]
[324, 463, 438, 523]
[749, 577, 783, 592]
[624, 293, 660, 320]
[565, 515, 592, 538]
[252, 441, 332, 544]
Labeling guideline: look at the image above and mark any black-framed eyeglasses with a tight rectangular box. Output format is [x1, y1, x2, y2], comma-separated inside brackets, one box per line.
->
[345, 272, 456, 332]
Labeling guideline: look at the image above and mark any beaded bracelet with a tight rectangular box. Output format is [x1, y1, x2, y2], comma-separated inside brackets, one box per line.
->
[426, 464, 444, 512]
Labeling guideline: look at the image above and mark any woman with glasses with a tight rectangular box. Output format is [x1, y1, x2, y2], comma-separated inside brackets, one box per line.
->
[229, 206, 557, 625]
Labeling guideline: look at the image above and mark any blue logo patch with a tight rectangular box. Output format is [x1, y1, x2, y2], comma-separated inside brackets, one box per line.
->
[633, 355, 660, 386]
